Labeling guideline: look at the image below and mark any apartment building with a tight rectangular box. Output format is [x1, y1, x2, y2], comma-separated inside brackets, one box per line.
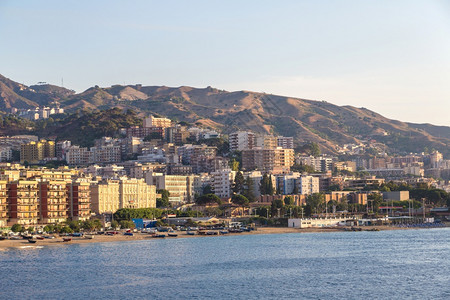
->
[90, 178, 157, 214]
[0, 181, 7, 227]
[255, 135, 278, 149]
[7, 180, 40, 225]
[143, 115, 173, 129]
[210, 169, 235, 198]
[229, 131, 256, 152]
[296, 156, 334, 172]
[39, 181, 69, 224]
[66, 146, 92, 165]
[20, 139, 55, 164]
[68, 181, 91, 221]
[297, 176, 320, 195]
[242, 147, 294, 172]
[277, 136, 294, 149]
[0, 147, 12, 162]
[90, 180, 120, 214]
[145, 172, 194, 204]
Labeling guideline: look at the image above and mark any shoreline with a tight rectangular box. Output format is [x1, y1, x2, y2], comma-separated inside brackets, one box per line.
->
[0, 225, 447, 250]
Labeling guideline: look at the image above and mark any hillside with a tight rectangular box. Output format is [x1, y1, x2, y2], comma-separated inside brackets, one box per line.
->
[1, 74, 449, 156]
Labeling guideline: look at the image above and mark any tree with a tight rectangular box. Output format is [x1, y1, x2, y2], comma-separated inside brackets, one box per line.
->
[82, 219, 102, 231]
[260, 173, 275, 195]
[11, 224, 23, 233]
[156, 189, 170, 208]
[306, 193, 325, 214]
[27, 227, 34, 233]
[303, 204, 312, 217]
[231, 194, 249, 206]
[67, 220, 81, 232]
[291, 163, 316, 174]
[230, 158, 240, 171]
[43, 225, 54, 233]
[271, 199, 284, 218]
[242, 176, 256, 202]
[60, 226, 73, 234]
[368, 193, 383, 213]
[110, 220, 119, 229]
[233, 171, 245, 194]
[195, 193, 222, 205]
[284, 196, 294, 206]
[202, 184, 213, 195]
[120, 220, 135, 229]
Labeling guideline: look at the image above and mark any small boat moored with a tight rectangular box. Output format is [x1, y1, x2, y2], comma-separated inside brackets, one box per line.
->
[63, 238, 72, 242]
[167, 233, 178, 237]
[152, 234, 166, 238]
[28, 239, 37, 243]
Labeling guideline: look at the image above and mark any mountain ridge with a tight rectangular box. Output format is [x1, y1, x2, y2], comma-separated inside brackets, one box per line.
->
[0, 74, 449, 156]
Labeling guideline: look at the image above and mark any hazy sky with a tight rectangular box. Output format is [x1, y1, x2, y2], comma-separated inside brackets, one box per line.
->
[1, 0, 449, 125]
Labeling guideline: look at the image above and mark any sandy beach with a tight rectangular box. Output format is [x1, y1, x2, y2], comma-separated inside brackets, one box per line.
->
[0, 225, 435, 250]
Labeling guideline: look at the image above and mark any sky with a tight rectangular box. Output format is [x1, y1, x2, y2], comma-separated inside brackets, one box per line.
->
[1, 0, 449, 126]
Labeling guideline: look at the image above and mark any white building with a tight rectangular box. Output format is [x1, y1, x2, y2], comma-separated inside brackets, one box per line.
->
[210, 169, 235, 198]
[229, 131, 256, 152]
[145, 172, 195, 204]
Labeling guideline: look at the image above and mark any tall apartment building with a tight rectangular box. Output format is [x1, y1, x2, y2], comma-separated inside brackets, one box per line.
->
[143, 115, 172, 128]
[145, 172, 194, 204]
[242, 147, 294, 172]
[177, 144, 217, 165]
[277, 136, 294, 149]
[255, 135, 278, 149]
[166, 126, 189, 145]
[276, 174, 319, 195]
[296, 176, 320, 195]
[0, 181, 7, 227]
[66, 146, 92, 165]
[20, 139, 55, 164]
[90, 178, 157, 214]
[296, 156, 334, 172]
[39, 181, 69, 224]
[126, 126, 164, 139]
[210, 169, 235, 198]
[68, 181, 91, 221]
[7, 180, 40, 225]
[0, 147, 12, 162]
[229, 131, 256, 152]
[90, 180, 120, 214]
[91, 145, 121, 164]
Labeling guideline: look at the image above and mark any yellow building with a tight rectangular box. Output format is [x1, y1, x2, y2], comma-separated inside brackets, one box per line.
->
[20, 140, 55, 164]
[7, 180, 40, 225]
[0, 180, 8, 227]
[90, 178, 156, 214]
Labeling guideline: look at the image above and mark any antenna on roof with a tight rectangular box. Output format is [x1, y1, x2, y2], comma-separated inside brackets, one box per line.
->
[61, 77, 64, 87]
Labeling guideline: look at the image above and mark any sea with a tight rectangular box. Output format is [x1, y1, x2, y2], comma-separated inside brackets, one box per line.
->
[1, 228, 449, 299]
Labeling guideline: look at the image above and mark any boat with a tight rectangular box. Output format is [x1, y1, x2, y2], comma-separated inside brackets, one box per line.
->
[219, 230, 229, 235]
[63, 238, 72, 242]
[84, 235, 95, 239]
[186, 231, 195, 236]
[28, 239, 37, 243]
[167, 233, 178, 237]
[152, 234, 165, 238]
[43, 235, 55, 239]
[206, 231, 218, 235]
[22, 235, 33, 240]
[124, 232, 134, 236]
[0, 236, 7, 241]
[10, 236, 21, 240]
[36, 236, 45, 240]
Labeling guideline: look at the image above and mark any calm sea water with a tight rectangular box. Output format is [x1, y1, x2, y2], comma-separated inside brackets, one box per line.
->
[1, 228, 449, 299]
